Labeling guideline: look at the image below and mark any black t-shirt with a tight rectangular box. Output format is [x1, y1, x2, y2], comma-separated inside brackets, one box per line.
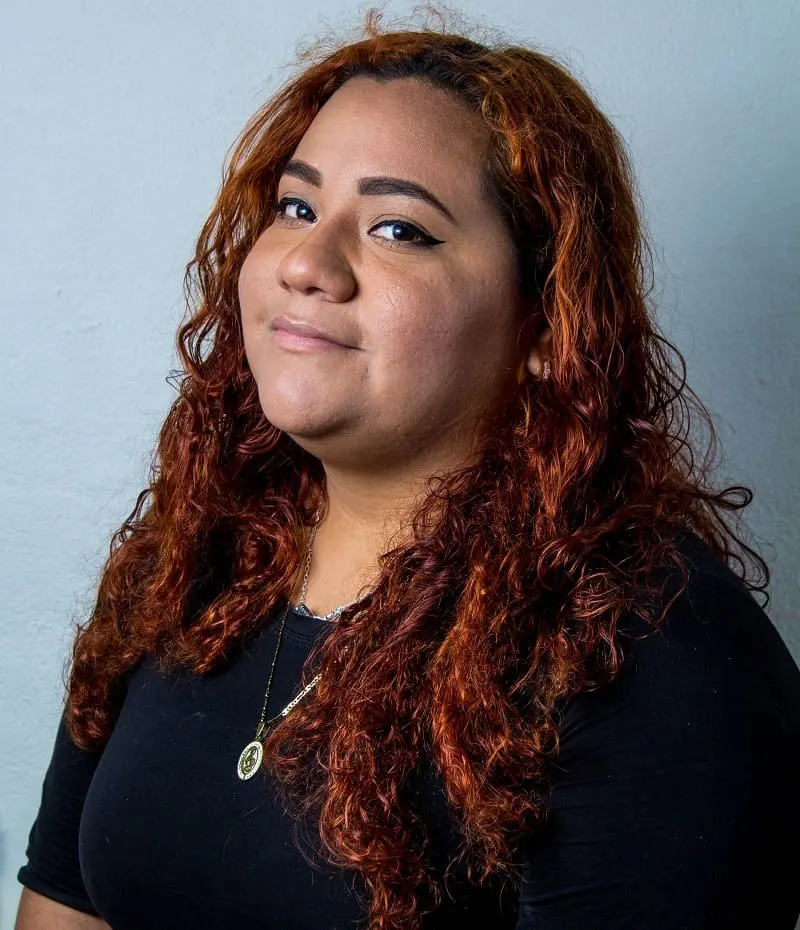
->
[18, 533, 800, 928]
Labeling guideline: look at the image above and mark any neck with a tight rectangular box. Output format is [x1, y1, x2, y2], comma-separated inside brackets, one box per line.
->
[296, 467, 437, 617]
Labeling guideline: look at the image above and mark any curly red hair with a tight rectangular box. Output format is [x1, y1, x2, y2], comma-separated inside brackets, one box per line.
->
[66, 8, 769, 929]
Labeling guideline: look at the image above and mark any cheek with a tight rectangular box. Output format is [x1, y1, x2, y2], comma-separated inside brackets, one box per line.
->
[374, 274, 506, 376]
[364, 290, 489, 420]
[238, 241, 271, 328]
[237, 248, 277, 382]
[371, 292, 451, 382]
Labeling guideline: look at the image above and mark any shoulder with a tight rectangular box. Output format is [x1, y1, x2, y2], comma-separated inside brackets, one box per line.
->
[627, 532, 799, 722]
[556, 531, 800, 783]
[519, 535, 800, 926]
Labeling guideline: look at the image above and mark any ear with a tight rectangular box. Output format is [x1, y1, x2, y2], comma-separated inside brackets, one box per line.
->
[526, 326, 553, 378]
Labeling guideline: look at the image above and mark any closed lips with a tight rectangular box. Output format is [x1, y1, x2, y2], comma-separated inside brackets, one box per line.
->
[271, 315, 353, 347]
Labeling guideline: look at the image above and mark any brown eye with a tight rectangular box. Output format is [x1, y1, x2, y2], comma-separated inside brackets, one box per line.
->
[274, 197, 443, 249]
[370, 220, 438, 247]
[275, 197, 315, 222]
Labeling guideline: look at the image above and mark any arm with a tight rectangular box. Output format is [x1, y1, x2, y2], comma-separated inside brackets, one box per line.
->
[15, 889, 110, 930]
[515, 572, 800, 929]
[17, 715, 109, 926]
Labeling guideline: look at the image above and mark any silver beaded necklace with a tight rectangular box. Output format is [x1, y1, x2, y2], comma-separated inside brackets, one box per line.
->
[236, 517, 368, 780]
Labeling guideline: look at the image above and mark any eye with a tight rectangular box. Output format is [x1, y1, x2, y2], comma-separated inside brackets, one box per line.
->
[370, 219, 442, 248]
[273, 197, 443, 249]
[275, 197, 316, 223]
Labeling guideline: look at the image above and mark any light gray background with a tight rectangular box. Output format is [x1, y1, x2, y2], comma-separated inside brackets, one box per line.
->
[1, 1, 798, 925]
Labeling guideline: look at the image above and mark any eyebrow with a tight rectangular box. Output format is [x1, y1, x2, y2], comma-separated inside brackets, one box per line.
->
[279, 158, 457, 224]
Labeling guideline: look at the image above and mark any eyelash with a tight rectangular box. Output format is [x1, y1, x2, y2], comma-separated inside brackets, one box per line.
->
[273, 196, 443, 249]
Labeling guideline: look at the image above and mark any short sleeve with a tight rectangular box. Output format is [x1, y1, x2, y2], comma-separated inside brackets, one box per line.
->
[514, 558, 800, 929]
[17, 712, 104, 916]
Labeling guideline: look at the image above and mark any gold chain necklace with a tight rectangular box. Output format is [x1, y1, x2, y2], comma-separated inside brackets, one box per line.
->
[236, 516, 360, 781]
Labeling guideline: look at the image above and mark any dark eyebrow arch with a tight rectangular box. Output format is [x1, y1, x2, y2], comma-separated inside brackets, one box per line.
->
[280, 158, 456, 225]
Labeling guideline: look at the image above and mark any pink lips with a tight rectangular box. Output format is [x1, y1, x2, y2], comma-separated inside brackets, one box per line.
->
[270, 315, 352, 350]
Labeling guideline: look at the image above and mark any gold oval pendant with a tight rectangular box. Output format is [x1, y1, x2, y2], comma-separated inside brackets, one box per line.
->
[237, 740, 264, 781]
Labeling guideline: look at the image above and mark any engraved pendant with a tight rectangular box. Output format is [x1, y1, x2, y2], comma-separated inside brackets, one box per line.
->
[237, 739, 264, 781]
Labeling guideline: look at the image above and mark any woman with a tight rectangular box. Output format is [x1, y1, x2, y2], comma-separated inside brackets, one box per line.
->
[16, 11, 800, 930]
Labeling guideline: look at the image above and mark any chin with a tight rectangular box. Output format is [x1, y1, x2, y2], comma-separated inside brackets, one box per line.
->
[256, 399, 346, 445]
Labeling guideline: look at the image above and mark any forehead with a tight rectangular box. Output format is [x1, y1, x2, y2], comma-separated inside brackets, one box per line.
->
[288, 76, 490, 202]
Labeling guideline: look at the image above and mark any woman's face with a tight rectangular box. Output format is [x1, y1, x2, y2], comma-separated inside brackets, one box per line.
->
[238, 76, 531, 474]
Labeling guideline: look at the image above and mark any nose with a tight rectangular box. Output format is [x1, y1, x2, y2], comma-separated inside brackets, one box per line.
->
[277, 233, 357, 302]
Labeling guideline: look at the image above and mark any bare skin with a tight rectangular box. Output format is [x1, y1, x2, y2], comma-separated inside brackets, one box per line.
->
[15, 888, 110, 929]
[239, 76, 551, 615]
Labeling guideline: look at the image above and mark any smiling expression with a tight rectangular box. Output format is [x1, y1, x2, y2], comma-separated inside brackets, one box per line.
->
[238, 76, 531, 474]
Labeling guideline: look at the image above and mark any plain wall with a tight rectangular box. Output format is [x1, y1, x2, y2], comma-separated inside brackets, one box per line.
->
[1, 1, 798, 925]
